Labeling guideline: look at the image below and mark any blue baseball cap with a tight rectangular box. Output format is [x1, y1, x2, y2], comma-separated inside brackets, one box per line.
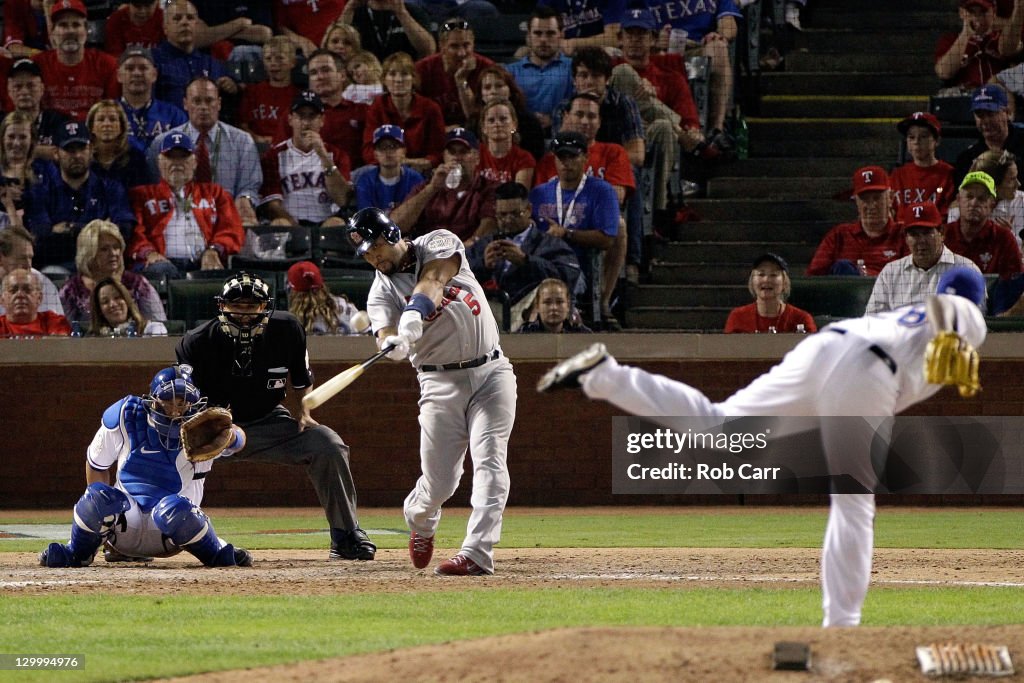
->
[372, 124, 405, 146]
[621, 8, 657, 31]
[971, 84, 1008, 112]
[937, 266, 986, 306]
[160, 132, 194, 155]
[445, 127, 478, 150]
[56, 121, 89, 149]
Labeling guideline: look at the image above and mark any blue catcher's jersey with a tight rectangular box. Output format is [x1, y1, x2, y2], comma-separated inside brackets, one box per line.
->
[85, 396, 231, 512]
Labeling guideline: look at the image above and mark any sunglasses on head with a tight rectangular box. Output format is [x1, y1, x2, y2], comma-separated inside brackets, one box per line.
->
[440, 19, 471, 33]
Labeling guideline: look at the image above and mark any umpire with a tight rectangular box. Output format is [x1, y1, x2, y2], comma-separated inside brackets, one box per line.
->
[176, 272, 375, 560]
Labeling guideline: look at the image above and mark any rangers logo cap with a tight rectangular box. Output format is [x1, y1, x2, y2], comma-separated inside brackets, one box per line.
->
[445, 127, 478, 151]
[56, 121, 90, 149]
[971, 84, 1008, 112]
[898, 202, 943, 229]
[291, 91, 325, 114]
[373, 124, 406, 146]
[897, 111, 941, 137]
[852, 165, 890, 195]
[160, 132, 194, 155]
[621, 8, 657, 32]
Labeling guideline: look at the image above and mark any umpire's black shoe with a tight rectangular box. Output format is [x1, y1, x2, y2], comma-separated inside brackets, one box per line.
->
[329, 528, 377, 561]
[537, 343, 610, 393]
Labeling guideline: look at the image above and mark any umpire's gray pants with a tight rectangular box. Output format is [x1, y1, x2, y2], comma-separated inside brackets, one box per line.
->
[237, 405, 359, 531]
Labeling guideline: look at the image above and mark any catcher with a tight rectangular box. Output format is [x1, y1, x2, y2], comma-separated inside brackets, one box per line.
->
[39, 366, 251, 568]
[538, 267, 987, 627]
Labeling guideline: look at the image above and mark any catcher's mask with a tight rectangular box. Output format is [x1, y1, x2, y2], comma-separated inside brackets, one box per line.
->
[347, 207, 401, 255]
[143, 365, 207, 450]
[216, 272, 273, 376]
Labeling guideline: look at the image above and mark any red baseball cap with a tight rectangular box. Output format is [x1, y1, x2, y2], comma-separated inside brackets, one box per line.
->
[898, 202, 943, 229]
[50, 0, 87, 20]
[852, 166, 890, 195]
[960, 0, 995, 10]
[897, 111, 941, 137]
[287, 261, 324, 292]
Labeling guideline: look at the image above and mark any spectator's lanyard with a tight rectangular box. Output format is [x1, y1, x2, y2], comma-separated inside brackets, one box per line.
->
[556, 173, 586, 228]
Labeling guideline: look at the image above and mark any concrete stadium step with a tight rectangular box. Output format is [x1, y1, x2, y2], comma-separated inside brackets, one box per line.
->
[808, 9, 954, 31]
[684, 199, 851, 222]
[749, 136, 898, 159]
[625, 307, 731, 331]
[648, 263, 811, 286]
[793, 30, 942, 54]
[706, 176, 848, 199]
[654, 242, 818, 264]
[820, 0, 955, 11]
[629, 284, 750, 308]
[749, 119, 898, 140]
[677, 221, 834, 243]
[758, 95, 927, 119]
[724, 158, 864, 178]
[759, 72, 935, 96]
[784, 51, 933, 74]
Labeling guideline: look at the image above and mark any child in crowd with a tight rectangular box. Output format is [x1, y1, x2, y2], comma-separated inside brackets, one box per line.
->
[286, 261, 368, 335]
[889, 112, 955, 216]
[342, 50, 385, 105]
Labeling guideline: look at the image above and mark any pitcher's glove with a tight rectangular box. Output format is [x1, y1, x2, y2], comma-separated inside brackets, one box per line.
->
[181, 407, 235, 462]
[925, 331, 981, 398]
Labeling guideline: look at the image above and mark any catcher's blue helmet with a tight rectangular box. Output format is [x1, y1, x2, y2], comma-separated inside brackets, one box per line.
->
[348, 207, 401, 255]
[145, 365, 206, 450]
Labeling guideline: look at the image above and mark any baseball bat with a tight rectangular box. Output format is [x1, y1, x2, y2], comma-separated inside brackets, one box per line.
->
[302, 344, 395, 411]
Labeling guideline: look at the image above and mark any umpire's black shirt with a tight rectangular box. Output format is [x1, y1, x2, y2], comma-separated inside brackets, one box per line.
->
[176, 311, 312, 424]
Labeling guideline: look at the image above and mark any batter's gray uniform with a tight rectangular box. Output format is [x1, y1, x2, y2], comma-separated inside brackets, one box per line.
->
[574, 295, 987, 626]
[367, 229, 517, 573]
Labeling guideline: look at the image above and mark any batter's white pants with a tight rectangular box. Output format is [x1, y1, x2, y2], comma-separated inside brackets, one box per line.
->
[581, 331, 899, 626]
[405, 358, 517, 573]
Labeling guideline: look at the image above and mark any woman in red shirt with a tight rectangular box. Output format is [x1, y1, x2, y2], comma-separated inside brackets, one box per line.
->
[477, 99, 534, 187]
[725, 253, 817, 334]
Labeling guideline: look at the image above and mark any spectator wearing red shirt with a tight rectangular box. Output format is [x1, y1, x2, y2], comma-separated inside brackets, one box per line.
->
[478, 100, 535, 187]
[104, 0, 165, 56]
[274, 0, 346, 57]
[390, 127, 498, 244]
[3, 0, 49, 59]
[239, 36, 300, 146]
[415, 19, 496, 127]
[945, 170, 1024, 279]
[889, 112, 956, 215]
[807, 166, 907, 276]
[129, 132, 243, 278]
[362, 51, 445, 174]
[304, 49, 367, 174]
[0, 268, 72, 337]
[935, 0, 1019, 94]
[725, 253, 816, 334]
[33, 0, 119, 121]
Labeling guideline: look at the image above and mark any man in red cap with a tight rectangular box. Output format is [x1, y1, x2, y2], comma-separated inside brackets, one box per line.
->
[889, 112, 955, 216]
[935, 0, 1018, 94]
[807, 166, 907, 276]
[32, 0, 118, 120]
[866, 201, 983, 313]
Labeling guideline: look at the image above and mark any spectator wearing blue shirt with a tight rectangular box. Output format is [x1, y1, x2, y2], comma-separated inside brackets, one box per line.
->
[26, 122, 135, 273]
[538, 0, 626, 52]
[117, 48, 189, 153]
[152, 0, 237, 108]
[528, 131, 619, 328]
[643, 0, 742, 136]
[505, 7, 574, 129]
[355, 125, 425, 213]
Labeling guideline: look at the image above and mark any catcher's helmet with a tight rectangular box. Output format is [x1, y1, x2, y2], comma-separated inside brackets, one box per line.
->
[348, 207, 401, 255]
[144, 365, 206, 450]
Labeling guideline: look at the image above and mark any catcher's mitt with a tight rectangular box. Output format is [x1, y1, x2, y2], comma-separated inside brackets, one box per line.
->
[181, 407, 235, 462]
[924, 331, 980, 398]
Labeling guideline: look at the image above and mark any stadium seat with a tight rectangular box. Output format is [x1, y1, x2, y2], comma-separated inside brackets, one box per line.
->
[787, 276, 875, 319]
[320, 269, 375, 310]
[470, 14, 529, 62]
[167, 280, 226, 330]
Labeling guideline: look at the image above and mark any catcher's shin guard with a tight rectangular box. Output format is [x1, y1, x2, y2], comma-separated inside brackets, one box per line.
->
[59, 482, 131, 565]
[152, 494, 223, 566]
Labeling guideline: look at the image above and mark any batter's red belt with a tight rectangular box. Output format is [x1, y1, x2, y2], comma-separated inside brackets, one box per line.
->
[420, 349, 501, 372]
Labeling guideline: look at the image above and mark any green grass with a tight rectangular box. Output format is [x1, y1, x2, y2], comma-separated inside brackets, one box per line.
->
[3, 508, 1021, 553]
[3, 587, 1022, 683]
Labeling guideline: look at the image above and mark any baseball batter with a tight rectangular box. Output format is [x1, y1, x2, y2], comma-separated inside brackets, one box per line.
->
[349, 207, 517, 576]
[539, 268, 988, 626]
[39, 366, 251, 568]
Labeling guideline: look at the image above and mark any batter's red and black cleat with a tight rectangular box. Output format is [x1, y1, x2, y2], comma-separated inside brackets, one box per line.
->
[409, 532, 434, 569]
[536, 343, 610, 392]
[434, 553, 488, 576]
